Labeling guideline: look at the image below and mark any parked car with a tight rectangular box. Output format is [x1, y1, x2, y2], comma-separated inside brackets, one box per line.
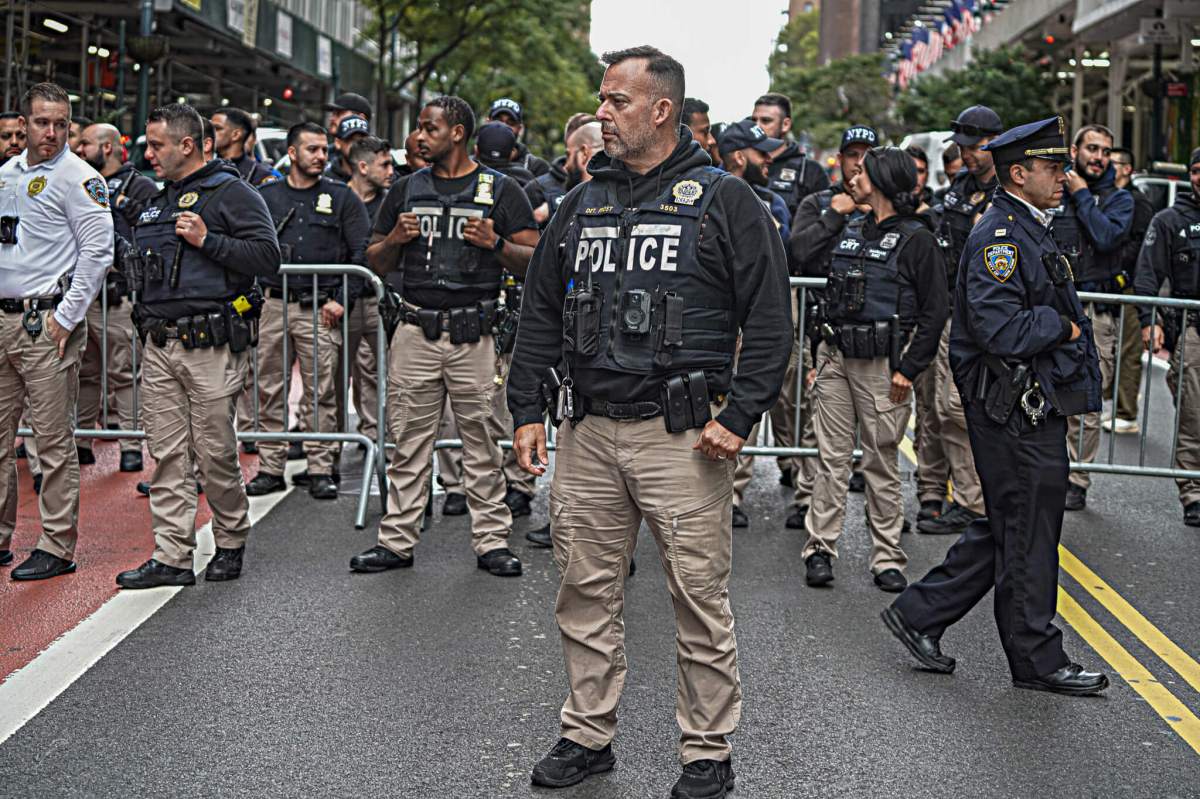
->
[1132, 162, 1191, 214]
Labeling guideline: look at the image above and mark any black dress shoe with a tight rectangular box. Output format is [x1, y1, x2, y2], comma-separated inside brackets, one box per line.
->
[477, 547, 522, 577]
[76, 446, 96, 465]
[671, 758, 734, 799]
[241, 441, 259, 455]
[309, 475, 339, 500]
[526, 523, 552, 548]
[873, 568, 907, 593]
[848, 470, 866, 493]
[918, 504, 983, 535]
[442, 492, 468, 516]
[881, 606, 955, 673]
[31, 473, 41, 495]
[778, 466, 795, 488]
[349, 545, 412, 573]
[1184, 502, 1200, 528]
[11, 549, 76, 581]
[292, 469, 340, 487]
[0, 549, 11, 567]
[119, 450, 143, 473]
[785, 504, 808, 529]
[116, 558, 195, 589]
[205, 547, 244, 581]
[287, 440, 305, 460]
[805, 552, 833, 587]
[1013, 663, 1109, 696]
[731, 505, 749, 528]
[1064, 484, 1087, 511]
[504, 487, 532, 517]
[245, 472, 287, 496]
[530, 737, 616, 788]
[917, 499, 944, 522]
[137, 481, 204, 497]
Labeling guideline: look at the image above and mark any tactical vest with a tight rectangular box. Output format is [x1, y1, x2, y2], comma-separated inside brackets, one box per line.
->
[132, 170, 251, 305]
[768, 157, 811, 211]
[1049, 184, 1123, 284]
[561, 166, 737, 375]
[1167, 207, 1200, 298]
[392, 166, 505, 296]
[535, 172, 567, 221]
[260, 180, 346, 292]
[936, 176, 992, 289]
[825, 216, 922, 325]
[809, 189, 864, 276]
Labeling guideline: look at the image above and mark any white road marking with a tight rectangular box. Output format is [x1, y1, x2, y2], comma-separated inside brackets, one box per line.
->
[0, 461, 304, 744]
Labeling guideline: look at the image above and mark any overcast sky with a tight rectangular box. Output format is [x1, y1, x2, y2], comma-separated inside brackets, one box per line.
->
[589, 1, 792, 125]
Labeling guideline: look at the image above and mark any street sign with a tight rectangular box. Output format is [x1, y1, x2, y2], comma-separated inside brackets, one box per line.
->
[1165, 82, 1189, 98]
[1139, 18, 1178, 46]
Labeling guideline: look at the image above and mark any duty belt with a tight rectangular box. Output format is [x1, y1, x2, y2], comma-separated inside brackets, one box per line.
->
[0, 295, 62, 314]
[583, 397, 664, 420]
[265, 287, 333, 307]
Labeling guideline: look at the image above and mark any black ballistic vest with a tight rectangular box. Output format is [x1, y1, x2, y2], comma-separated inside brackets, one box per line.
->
[1049, 184, 1122, 284]
[562, 166, 737, 374]
[826, 217, 922, 325]
[392, 166, 505, 296]
[1167, 207, 1200, 298]
[936, 176, 992, 289]
[259, 178, 348, 292]
[132, 169, 251, 304]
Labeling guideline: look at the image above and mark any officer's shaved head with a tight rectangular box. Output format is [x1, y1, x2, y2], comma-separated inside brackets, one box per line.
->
[568, 121, 603, 152]
[86, 123, 121, 148]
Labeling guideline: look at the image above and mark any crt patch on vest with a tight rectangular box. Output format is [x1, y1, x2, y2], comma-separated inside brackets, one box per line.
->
[984, 243, 1017, 283]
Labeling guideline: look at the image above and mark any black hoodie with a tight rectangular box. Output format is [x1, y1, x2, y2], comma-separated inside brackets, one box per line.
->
[513, 141, 550, 178]
[1135, 190, 1200, 327]
[507, 130, 792, 440]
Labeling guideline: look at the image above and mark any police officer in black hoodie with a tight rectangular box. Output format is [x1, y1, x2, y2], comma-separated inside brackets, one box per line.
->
[750, 92, 829, 217]
[510, 46, 790, 799]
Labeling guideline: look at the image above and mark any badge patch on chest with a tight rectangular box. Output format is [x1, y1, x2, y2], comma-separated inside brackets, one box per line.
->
[970, 191, 986, 205]
[779, 168, 796, 183]
[315, 193, 333, 214]
[474, 172, 495, 206]
[83, 177, 109, 208]
[984, 243, 1018, 282]
[879, 232, 900, 250]
[27, 176, 46, 197]
[178, 191, 199, 209]
[671, 180, 703, 206]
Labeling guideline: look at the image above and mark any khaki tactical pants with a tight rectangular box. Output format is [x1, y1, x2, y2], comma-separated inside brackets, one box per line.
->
[255, 297, 341, 476]
[143, 340, 250, 568]
[913, 328, 948, 505]
[77, 298, 140, 452]
[1068, 304, 1119, 489]
[1167, 325, 1200, 507]
[377, 321, 510, 557]
[804, 343, 910, 574]
[550, 412, 741, 764]
[0, 311, 85, 559]
[934, 321, 984, 513]
[338, 296, 381, 442]
[1114, 291, 1142, 421]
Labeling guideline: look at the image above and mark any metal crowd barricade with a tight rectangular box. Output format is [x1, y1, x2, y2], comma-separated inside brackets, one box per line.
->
[18, 264, 388, 530]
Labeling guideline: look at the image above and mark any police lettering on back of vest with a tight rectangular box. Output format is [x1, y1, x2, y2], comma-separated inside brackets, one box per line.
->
[395, 166, 505, 294]
[563, 166, 736, 374]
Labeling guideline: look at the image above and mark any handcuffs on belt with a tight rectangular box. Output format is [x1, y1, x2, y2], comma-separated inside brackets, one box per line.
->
[1020, 381, 1047, 427]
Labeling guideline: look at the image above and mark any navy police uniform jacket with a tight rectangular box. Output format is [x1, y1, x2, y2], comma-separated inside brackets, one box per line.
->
[949, 190, 1102, 418]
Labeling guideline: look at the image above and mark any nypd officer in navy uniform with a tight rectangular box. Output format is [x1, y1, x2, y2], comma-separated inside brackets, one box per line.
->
[509, 46, 791, 798]
[116, 103, 280, 589]
[882, 117, 1109, 697]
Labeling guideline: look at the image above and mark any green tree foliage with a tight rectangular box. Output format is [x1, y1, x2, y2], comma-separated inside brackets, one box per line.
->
[770, 52, 894, 149]
[767, 9, 819, 83]
[895, 46, 1056, 132]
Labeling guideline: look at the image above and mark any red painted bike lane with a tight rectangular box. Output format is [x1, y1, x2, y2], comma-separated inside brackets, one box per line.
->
[0, 441, 259, 681]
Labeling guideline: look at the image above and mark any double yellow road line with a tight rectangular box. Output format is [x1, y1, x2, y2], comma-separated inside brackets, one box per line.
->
[897, 427, 1200, 755]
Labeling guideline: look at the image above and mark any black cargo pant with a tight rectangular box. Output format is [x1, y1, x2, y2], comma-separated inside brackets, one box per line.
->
[891, 401, 1071, 682]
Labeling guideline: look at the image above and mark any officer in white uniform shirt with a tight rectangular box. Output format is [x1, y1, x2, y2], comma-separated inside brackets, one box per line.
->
[0, 82, 112, 580]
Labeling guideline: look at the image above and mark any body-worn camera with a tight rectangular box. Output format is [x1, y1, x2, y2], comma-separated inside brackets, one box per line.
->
[619, 289, 652, 335]
[0, 214, 18, 245]
[842, 266, 866, 314]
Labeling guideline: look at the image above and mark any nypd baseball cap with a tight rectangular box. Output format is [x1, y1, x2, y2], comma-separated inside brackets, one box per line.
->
[840, 125, 878, 153]
[488, 98, 523, 123]
[476, 121, 517, 161]
[336, 115, 370, 140]
[717, 118, 784, 157]
[323, 92, 372, 120]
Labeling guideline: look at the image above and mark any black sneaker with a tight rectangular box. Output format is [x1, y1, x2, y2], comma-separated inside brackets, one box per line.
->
[1184, 502, 1200, 528]
[477, 547, 522, 577]
[917, 499, 944, 522]
[442, 492, 468, 516]
[1064, 484, 1087, 511]
[848, 471, 866, 493]
[805, 551, 833, 587]
[116, 558, 195, 589]
[918, 504, 983, 535]
[119, 450, 143, 472]
[246, 472, 287, 496]
[784, 504, 808, 529]
[671, 758, 735, 799]
[205, 547, 244, 581]
[873, 568, 907, 593]
[731, 506, 749, 528]
[504, 487, 532, 517]
[530, 737, 616, 788]
[526, 523, 552, 548]
[77, 446, 96, 465]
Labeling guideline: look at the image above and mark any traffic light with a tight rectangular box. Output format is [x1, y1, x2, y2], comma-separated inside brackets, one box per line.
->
[282, 86, 294, 101]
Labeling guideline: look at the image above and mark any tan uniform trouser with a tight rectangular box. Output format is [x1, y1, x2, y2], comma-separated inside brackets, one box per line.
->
[1067, 304, 1118, 489]
[143, 340, 250, 568]
[255, 297, 341, 476]
[804, 343, 909, 574]
[1114, 291, 1142, 420]
[550, 411, 740, 764]
[77, 299, 140, 452]
[1167, 325, 1200, 506]
[913, 325, 948, 504]
[934, 320, 984, 513]
[338, 296, 381, 441]
[0, 312, 85, 559]
[378, 322, 510, 557]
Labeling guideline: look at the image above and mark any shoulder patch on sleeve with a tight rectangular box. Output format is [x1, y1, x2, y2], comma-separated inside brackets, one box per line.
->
[983, 243, 1018, 283]
[83, 176, 109, 208]
[1143, 227, 1157, 246]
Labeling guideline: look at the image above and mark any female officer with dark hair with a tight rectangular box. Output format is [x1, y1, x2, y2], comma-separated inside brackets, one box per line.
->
[801, 146, 949, 592]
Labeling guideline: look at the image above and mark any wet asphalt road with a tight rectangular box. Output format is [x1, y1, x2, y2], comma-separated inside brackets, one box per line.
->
[2, 361, 1199, 798]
